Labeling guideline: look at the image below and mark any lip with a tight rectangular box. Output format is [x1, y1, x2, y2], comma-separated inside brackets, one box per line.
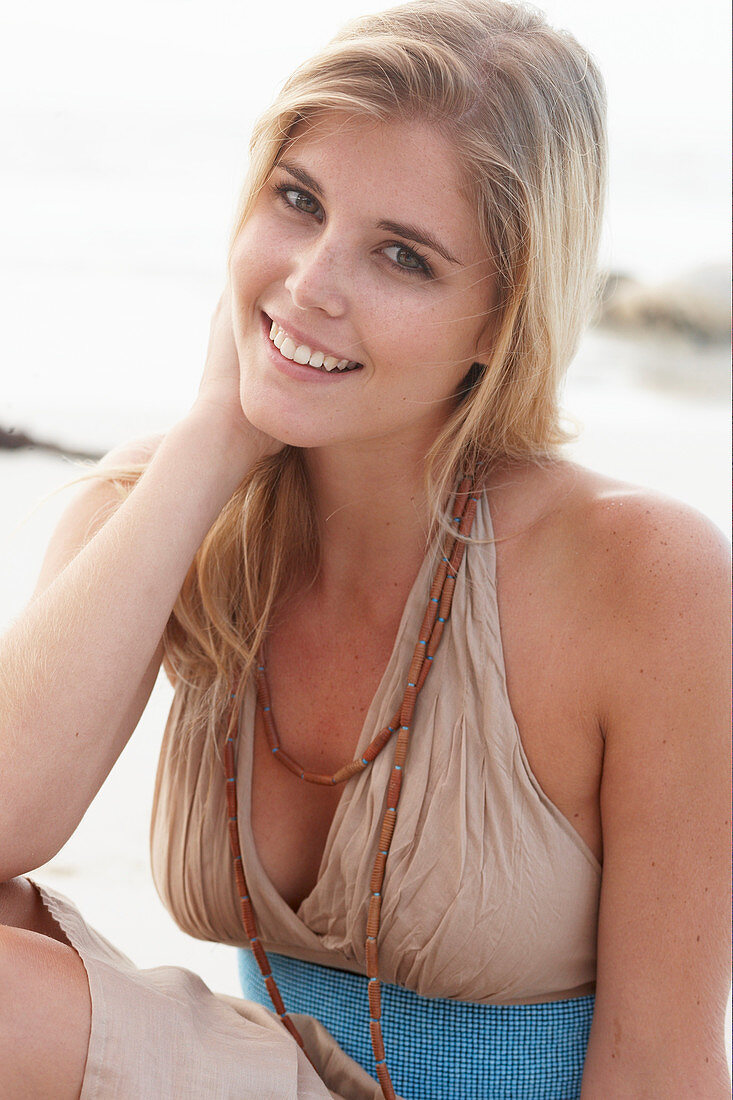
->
[265, 310, 363, 368]
[260, 311, 364, 383]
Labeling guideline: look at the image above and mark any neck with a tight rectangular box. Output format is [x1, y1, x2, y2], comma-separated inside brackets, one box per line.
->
[303, 436, 448, 611]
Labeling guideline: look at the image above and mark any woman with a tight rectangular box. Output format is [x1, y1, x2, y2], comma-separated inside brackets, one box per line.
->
[0, 0, 729, 1097]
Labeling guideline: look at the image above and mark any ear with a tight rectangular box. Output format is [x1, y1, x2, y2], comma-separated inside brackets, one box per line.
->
[464, 361, 487, 387]
[454, 361, 486, 406]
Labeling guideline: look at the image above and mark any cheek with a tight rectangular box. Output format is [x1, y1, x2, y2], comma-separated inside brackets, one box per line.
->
[229, 216, 283, 292]
[230, 231, 264, 297]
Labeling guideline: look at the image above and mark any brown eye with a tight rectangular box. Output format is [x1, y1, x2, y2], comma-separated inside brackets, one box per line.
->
[276, 185, 321, 217]
[383, 243, 432, 278]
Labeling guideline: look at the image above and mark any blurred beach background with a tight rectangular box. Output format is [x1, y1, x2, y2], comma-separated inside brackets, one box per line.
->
[1, 0, 730, 1062]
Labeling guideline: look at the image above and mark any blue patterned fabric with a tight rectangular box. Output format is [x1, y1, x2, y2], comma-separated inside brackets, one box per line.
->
[238, 949, 594, 1099]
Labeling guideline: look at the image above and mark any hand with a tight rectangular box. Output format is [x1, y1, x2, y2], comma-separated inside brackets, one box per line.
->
[192, 283, 285, 466]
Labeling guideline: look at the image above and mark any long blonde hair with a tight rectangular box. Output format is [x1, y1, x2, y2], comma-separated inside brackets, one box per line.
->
[102, 0, 608, 765]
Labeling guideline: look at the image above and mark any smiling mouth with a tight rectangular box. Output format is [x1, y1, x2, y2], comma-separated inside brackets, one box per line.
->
[265, 314, 363, 373]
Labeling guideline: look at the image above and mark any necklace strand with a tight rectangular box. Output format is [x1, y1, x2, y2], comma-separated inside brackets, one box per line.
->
[223, 473, 479, 1098]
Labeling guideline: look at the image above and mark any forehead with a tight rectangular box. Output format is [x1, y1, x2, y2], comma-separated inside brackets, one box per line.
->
[279, 112, 481, 256]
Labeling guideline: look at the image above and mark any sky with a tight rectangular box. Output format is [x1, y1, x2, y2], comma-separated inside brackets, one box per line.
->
[1, 0, 729, 283]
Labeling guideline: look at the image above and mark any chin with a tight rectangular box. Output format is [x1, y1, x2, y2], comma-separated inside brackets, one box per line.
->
[238, 390, 330, 450]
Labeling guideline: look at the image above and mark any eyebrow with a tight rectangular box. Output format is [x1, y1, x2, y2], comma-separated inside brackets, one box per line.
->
[274, 159, 464, 267]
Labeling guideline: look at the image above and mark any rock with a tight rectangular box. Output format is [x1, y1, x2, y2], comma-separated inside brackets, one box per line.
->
[596, 263, 730, 345]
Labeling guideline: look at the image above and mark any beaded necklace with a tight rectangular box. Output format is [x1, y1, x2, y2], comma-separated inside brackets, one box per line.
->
[222, 473, 479, 1100]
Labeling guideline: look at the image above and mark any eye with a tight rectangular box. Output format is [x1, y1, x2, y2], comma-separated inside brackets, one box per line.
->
[382, 243, 432, 278]
[271, 180, 433, 279]
[273, 183, 322, 218]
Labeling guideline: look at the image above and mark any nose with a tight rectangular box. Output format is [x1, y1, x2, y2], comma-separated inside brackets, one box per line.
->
[284, 233, 349, 317]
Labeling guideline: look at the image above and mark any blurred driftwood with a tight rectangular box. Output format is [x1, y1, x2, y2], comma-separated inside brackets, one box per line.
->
[0, 426, 103, 462]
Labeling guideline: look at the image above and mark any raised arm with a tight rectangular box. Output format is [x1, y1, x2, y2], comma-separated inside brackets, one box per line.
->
[0, 288, 282, 881]
[581, 492, 731, 1097]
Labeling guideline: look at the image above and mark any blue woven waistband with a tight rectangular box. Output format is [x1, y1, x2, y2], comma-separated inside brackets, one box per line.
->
[238, 948, 594, 1099]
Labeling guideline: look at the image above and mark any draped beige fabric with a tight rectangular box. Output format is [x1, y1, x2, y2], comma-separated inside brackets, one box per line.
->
[151, 488, 601, 1004]
[31, 489, 601, 1097]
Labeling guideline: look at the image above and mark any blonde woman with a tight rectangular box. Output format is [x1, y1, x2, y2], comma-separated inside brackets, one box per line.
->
[1, 1, 729, 1097]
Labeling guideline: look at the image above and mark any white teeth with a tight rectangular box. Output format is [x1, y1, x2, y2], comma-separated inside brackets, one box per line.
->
[267, 317, 360, 373]
[280, 336, 296, 360]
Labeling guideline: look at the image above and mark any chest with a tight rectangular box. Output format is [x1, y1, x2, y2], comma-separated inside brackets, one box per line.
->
[249, 561, 605, 913]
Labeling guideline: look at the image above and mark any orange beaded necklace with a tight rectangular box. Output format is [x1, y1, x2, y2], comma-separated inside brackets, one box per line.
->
[222, 472, 479, 1100]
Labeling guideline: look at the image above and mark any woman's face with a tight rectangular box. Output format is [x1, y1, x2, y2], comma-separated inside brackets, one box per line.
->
[229, 112, 496, 453]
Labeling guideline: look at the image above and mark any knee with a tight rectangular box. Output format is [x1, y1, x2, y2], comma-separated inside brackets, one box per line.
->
[0, 877, 72, 943]
[0, 924, 92, 1098]
[0, 921, 87, 995]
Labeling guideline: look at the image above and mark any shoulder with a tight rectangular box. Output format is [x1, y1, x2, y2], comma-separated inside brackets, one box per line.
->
[33, 432, 166, 598]
[559, 465, 730, 668]
[485, 456, 730, 710]
[528, 463, 730, 783]
[572, 465, 730, 594]
[96, 432, 166, 471]
[499, 457, 730, 614]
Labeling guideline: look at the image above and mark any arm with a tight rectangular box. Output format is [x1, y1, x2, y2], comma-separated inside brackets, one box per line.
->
[0, 287, 282, 880]
[580, 495, 731, 1098]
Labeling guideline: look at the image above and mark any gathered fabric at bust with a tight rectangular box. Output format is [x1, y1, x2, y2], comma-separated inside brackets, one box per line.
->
[150, 489, 602, 1008]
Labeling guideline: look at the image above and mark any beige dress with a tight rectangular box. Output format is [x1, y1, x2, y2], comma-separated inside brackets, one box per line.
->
[31, 489, 601, 1098]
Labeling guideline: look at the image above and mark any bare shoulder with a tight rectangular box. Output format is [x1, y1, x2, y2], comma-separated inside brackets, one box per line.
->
[534, 460, 731, 725]
[554, 460, 730, 618]
[97, 432, 166, 470]
[32, 432, 166, 598]
[487, 454, 730, 698]
[497, 456, 730, 603]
